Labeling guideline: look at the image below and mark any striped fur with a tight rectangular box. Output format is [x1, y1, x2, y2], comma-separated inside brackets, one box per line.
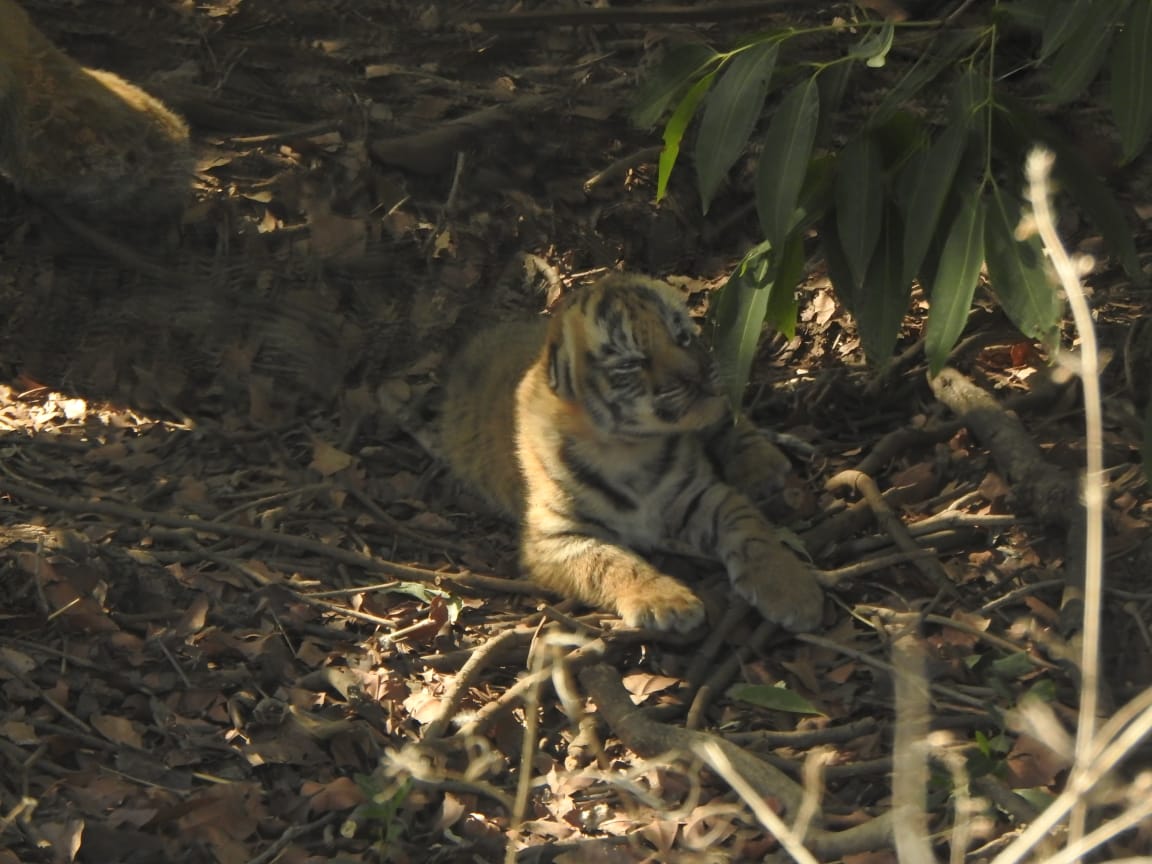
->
[441, 273, 823, 632]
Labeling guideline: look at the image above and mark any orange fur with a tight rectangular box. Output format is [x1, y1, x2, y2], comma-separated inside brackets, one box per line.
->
[440, 273, 823, 632]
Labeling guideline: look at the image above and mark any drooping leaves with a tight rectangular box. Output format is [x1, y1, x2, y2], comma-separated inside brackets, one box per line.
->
[710, 240, 775, 403]
[925, 192, 987, 375]
[756, 77, 820, 248]
[656, 72, 717, 201]
[835, 133, 884, 290]
[1045, 0, 1129, 104]
[792, 151, 836, 234]
[1110, 0, 1152, 162]
[765, 229, 804, 339]
[632, 42, 719, 129]
[871, 28, 983, 125]
[825, 203, 909, 366]
[984, 184, 1060, 348]
[900, 122, 970, 286]
[1039, 0, 1098, 62]
[695, 42, 779, 213]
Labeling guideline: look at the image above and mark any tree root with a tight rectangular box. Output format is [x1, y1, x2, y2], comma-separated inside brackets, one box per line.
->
[929, 366, 1079, 529]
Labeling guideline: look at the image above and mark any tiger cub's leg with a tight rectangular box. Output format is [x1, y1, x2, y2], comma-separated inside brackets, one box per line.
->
[521, 529, 705, 633]
[674, 486, 823, 632]
[704, 414, 793, 503]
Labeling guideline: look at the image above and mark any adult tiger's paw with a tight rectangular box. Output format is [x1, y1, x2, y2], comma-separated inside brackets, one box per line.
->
[732, 544, 824, 633]
[615, 578, 706, 633]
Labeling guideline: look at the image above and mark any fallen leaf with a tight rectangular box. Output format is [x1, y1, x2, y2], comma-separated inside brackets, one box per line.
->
[304, 776, 366, 812]
[622, 672, 680, 700]
[91, 715, 145, 749]
[310, 437, 355, 476]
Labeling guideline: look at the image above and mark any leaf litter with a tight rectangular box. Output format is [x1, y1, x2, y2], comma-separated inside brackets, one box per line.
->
[1, 0, 1152, 862]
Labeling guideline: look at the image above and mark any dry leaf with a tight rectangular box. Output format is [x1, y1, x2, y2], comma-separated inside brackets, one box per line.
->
[310, 437, 355, 476]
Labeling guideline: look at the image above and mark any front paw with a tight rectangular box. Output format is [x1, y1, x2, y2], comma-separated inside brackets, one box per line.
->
[731, 544, 824, 632]
[615, 578, 706, 633]
[725, 435, 792, 502]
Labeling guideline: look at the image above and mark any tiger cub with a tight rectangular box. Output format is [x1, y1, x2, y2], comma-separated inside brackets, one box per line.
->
[440, 273, 823, 633]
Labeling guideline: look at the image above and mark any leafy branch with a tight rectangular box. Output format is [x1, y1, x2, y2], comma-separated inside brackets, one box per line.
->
[636, 0, 1149, 396]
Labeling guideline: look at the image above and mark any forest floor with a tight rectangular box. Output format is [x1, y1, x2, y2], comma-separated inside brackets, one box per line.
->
[1, 1, 1152, 862]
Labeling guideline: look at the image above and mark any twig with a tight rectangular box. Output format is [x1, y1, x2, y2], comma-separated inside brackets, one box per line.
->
[694, 740, 821, 863]
[686, 613, 778, 731]
[1025, 147, 1107, 853]
[369, 96, 550, 175]
[583, 146, 662, 192]
[825, 469, 956, 595]
[979, 578, 1067, 613]
[888, 615, 934, 864]
[579, 663, 896, 857]
[819, 548, 940, 585]
[0, 476, 541, 594]
[922, 613, 1059, 671]
[423, 628, 529, 740]
[471, 1, 816, 29]
[725, 717, 878, 747]
[457, 639, 610, 738]
[338, 481, 472, 555]
[990, 688, 1152, 864]
[245, 812, 340, 864]
[928, 368, 1078, 528]
[795, 633, 988, 710]
[802, 480, 925, 557]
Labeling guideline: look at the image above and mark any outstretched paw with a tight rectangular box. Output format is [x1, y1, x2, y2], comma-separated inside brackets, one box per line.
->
[616, 579, 706, 633]
[732, 543, 824, 633]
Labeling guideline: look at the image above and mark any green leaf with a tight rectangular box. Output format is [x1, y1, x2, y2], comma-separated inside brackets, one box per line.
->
[925, 192, 986, 375]
[997, 0, 1051, 33]
[695, 42, 779, 213]
[728, 682, 824, 715]
[765, 230, 804, 338]
[871, 29, 984, 125]
[871, 110, 928, 170]
[657, 72, 717, 201]
[711, 242, 775, 402]
[792, 152, 836, 233]
[632, 42, 719, 129]
[1025, 677, 1058, 702]
[835, 134, 884, 289]
[900, 123, 969, 286]
[984, 184, 1060, 347]
[1045, 0, 1127, 104]
[999, 97, 1144, 284]
[848, 19, 896, 68]
[815, 62, 853, 146]
[1111, 0, 1152, 162]
[1039, 0, 1095, 62]
[826, 188, 925, 381]
[756, 76, 821, 247]
[820, 213, 857, 308]
[990, 652, 1036, 679]
[853, 203, 910, 365]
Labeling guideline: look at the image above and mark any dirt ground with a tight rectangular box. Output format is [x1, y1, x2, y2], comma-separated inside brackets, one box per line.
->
[2, 2, 1152, 862]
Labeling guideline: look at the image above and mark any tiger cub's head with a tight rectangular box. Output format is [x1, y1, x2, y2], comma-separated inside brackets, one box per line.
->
[544, 274, 726, 436]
